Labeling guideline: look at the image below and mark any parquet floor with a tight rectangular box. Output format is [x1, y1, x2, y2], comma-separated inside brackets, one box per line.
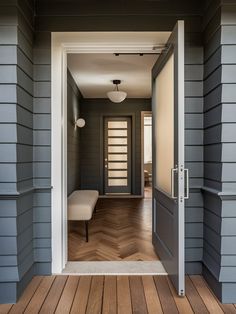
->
[1, 275, 235, 313]
[68, 198, 158, 261]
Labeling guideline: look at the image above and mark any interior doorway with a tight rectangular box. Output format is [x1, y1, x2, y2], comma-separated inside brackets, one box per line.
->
[104, 116, 132, 195]
[51, 26, 186, 296]
[141, 112, 152, 199]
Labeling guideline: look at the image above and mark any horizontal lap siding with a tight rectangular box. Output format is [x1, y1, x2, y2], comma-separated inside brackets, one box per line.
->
[185, 38, 204, 274]
[0, 0, 34, 303]
[202, 0, 236, 303]
[33, 31, 52, 274]
[33, 1, 205, 280]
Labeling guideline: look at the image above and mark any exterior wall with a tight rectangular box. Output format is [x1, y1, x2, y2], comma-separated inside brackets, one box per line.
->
[0, 0, 35, 303]
[79, 98, 151, 195]
[202, 0, 236, 303]
[33, 31, 51, 277]
[33, 2, 205, 278]
[67, 70, 82, 196]
[185, 39, 204, 275]
[3, 0, 236, 303]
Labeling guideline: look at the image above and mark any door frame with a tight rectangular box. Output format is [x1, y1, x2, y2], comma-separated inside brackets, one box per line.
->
[51, 32, 170, 273]
[141, 111, 152, 197]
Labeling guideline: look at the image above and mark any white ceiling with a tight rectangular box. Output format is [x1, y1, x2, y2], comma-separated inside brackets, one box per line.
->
[67, 32, 170, 98]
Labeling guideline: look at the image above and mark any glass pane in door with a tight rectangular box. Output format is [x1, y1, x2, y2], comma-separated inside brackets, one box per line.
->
[104, 117, 131, 194]
[155, 53, 174, 195]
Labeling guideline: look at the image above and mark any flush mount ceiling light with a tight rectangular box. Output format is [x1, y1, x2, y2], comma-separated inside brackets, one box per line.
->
[107, 80, 127, 103]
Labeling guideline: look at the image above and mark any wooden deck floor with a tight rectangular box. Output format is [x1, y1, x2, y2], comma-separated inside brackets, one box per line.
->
[0, 275, 236, 313]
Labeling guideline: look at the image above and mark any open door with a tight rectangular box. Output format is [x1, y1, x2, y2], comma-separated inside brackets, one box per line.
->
[152, 20, 188, 296]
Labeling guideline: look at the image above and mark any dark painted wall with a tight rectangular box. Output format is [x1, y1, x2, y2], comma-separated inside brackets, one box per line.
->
[202, 0, 236, 303]
[79, 98, 151, 195]
[67, 70, 82, 195]
[32, 0, 206, 279]
[0, 0, 235, 304]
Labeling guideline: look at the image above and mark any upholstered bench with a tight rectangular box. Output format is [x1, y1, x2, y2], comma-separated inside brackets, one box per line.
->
[67, 190, 99, 242]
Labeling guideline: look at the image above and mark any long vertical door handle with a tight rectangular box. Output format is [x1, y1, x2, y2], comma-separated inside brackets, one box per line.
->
[171, 168, 178, 199]
[184, 168, 189, 199]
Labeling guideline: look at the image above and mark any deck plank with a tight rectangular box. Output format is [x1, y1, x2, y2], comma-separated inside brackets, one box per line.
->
[153, 276, 178, 314]
[70, 276, 92, 314]
[129, 276, 148, 314]
[55, 276, 79, 313]
[1, 274, 235, 313]
[117, 276, 132, 314]
[167, 276, 194, 314]
[185, 276, 208, 313]
[39, 276, 68, 314]
[9, 276, 43, 314]
[86, 276, 104, 314]
[190, 275, 224, 314]
[142, 276, 163, 314]
[102, 276, 117, 314]
[0, 304, 13, 314]
[24, 276, 56, 314]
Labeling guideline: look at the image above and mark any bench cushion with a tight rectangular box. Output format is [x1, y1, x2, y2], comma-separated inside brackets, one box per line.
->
[67, 190, 99, 221]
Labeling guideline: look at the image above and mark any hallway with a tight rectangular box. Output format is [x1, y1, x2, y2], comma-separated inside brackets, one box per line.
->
[68, 198, 158, 261]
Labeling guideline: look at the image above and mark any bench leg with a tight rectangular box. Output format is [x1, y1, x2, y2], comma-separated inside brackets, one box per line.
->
[85, 221, 89, 242]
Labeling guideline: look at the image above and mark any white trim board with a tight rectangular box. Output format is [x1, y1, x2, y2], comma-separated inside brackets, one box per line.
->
[51, 31, 170, 274]
[62, 261, 167, 275]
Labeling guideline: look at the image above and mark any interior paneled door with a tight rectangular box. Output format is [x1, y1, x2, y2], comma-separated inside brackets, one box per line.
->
[152, 20, 188, 296]
[104, 117, 132, 194]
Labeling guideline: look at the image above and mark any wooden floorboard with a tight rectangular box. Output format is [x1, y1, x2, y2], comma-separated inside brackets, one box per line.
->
[68, 198, 158, 261]
[190, 275, 224, 314]
[102, 276, 117, 314]
[86, 276, 104, 314]
[129, 276, 148, 314]
[70, 276, 91, 314]
[0, 275, 235, 314]
[9, 276, 43, 314]
[153, 276, 178, 314]
[117, 276, 132, 314]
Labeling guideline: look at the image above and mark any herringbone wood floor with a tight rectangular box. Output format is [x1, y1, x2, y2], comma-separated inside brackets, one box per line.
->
[68, 198, 158, 261]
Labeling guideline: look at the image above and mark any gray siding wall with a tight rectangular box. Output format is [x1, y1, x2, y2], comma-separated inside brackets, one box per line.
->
[67, 70, 81, 195]
[33, 30, 52, 276]
[185, 39, 204, 275]
[0, 0, 35, 303]
[202, 0, 236, 303]
[3, 0, 236, 304]
[33, 0, 205, 278]
[80, 98, 151, 195]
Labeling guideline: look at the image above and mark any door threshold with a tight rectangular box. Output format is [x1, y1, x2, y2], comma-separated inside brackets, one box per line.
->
[99, 195, 143, 199]
[61, 261, 167, 275]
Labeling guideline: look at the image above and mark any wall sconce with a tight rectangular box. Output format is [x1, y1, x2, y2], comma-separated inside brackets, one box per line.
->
[75, 118, 86, 128]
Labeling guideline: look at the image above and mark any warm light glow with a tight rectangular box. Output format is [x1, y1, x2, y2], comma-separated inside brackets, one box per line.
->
[107, 90, 127, 103]
[75, 118, 86, 128]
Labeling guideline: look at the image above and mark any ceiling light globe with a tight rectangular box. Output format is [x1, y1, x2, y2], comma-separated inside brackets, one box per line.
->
[107, 91, 127, 103]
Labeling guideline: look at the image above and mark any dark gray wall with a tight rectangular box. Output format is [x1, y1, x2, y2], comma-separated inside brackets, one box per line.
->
[33, 0, 205, 279]
[67, 70, 82, 195]
[185, 39, 204, 275]
[0, 0, 35, 303]
[0, 0, 235, 304]
[79, 98, 151, 195]
[202, 0, 236, 303]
